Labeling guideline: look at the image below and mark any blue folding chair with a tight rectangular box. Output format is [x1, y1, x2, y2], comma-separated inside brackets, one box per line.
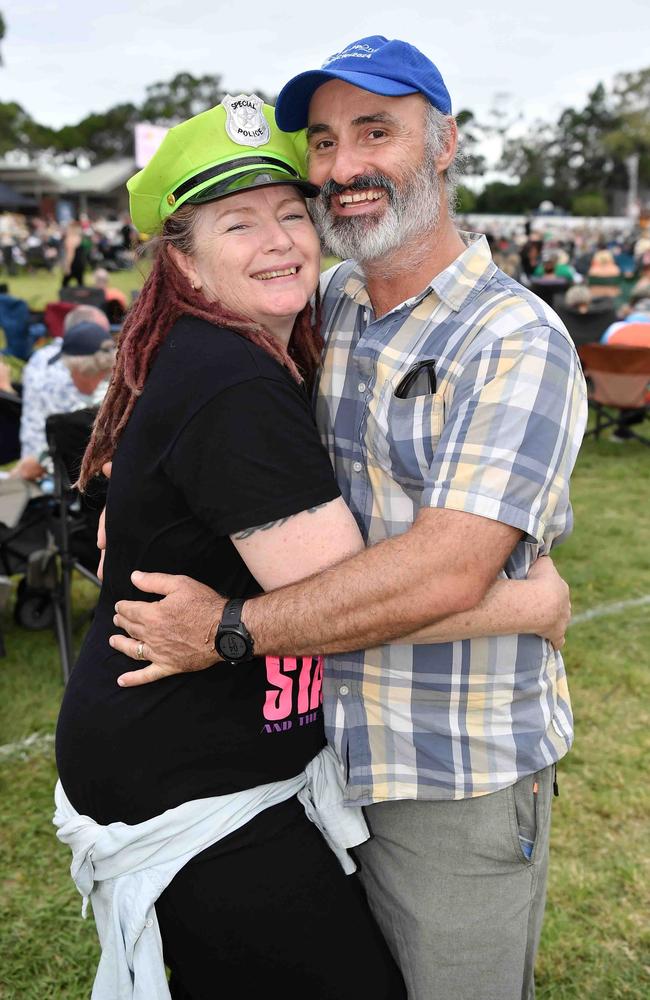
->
[0, 294, 42, 361]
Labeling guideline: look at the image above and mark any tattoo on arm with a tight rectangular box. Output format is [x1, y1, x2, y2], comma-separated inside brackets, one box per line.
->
[233, 502, 329, 540]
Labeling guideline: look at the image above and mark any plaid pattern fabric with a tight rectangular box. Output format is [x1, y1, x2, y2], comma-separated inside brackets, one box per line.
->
[315, 234, 588, 804]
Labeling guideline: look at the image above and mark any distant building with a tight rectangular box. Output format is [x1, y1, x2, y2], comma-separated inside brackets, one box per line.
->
[0, 157, 137, 220]
[0, 161, 63, 217]
[60, 158, 136, 217]
[0, 180, 38, 213]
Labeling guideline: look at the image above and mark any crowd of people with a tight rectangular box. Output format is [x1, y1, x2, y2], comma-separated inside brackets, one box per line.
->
[0, 210, 139, 281]
[1, 305, 115, 481]
[467, 221, 650, 290]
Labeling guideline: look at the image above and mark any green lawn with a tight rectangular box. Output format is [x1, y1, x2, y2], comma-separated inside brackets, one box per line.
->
[3, 256, 339, 314]
[3, 266, 147, 312]
[1, 275, 649, 997]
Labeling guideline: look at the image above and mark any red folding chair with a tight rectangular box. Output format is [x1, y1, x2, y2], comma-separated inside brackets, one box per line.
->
[43, 301, 76, 339]
[578, 343, 650, 446]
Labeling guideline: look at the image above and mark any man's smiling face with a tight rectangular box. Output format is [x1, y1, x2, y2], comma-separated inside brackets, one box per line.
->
[305, 79, 442, 264]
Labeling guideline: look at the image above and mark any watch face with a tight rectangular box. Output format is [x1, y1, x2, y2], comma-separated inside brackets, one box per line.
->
[217, 631, 248, 661]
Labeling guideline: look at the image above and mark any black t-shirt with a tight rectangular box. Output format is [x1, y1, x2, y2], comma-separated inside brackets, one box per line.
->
[55, 317, 340, 825]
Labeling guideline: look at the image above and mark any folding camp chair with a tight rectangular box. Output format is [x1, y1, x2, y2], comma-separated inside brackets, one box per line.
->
[45, 407, 104, 681]
[555, 303, 618, 349]
[578, 343, 650, 446]
[0, 293, 43, 360]
[0, 388, 21, 464]
[0, 472, 35, 656]
[58, 287, 107, 309]
[0, 476, 50, 658]
[43, 300, 76, 339]
[587, 275, 624, 301]
[530, 278, 570, 309]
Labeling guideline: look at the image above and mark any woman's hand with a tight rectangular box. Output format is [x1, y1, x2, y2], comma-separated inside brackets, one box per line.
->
[526, 555, 571, 650]
[96, 461, 111, 581]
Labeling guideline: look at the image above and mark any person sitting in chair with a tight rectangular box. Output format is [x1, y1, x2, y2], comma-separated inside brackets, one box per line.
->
[91, 267, 129, 323]
[25, 305, 111, 374]
[11, 322, 115, 481]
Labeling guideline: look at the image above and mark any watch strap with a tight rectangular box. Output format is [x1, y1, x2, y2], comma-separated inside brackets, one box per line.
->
[215, 598, 254, 663]
[221, 598, 246, 629]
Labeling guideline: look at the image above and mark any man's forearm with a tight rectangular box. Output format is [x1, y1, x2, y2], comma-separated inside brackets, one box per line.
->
[241, 509, 515, 657]
[402, 578, 545, 644]
[111, 509, 523, 686]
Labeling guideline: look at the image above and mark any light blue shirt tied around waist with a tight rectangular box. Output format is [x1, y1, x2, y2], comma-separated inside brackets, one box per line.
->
[53, 745, 368, 1000]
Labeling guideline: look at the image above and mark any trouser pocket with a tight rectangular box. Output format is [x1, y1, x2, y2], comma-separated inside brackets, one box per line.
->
[511, 771, 541, 862]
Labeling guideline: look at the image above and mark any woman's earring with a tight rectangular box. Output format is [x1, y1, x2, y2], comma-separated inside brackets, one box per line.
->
[191, 281, 196, 290]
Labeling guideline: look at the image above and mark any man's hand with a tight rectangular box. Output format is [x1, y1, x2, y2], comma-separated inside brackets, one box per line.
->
[110, 571, 225, 687]
[527, 555, 571, 650]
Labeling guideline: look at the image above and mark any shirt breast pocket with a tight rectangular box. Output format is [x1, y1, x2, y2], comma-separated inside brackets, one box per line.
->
[366, 378, 445, 488]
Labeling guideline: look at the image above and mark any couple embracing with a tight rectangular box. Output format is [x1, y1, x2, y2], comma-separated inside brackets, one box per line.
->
[54, 34, 587, 1000]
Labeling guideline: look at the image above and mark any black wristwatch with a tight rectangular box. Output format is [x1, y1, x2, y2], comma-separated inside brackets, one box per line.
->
[215, 599, 255, 664]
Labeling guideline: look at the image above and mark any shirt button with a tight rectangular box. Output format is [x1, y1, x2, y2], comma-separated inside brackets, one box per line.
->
[145, 918, 153, 928]
[353, 461, 363, 473]
[339, 685, 349, 695]
[357, 381, 366, 393]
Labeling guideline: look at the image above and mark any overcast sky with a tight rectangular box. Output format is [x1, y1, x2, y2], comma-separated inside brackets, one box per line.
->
[2, 0, 649, 149]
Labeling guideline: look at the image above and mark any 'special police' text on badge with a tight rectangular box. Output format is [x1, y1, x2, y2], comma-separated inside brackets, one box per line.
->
[222, 94, 271, 148]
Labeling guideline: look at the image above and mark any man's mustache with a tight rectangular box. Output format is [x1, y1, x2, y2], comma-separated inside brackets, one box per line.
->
[319, 174, 396, 206]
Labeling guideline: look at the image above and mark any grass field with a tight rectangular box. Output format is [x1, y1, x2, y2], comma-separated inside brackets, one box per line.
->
[2, 266, 148, 313]
[1, 279, 649, 997]
[2, 256, 339, 313]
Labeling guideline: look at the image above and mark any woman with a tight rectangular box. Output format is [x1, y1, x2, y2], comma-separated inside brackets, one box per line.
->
[61, 220, 89, 287]
[587, 247, 622, 299]
[54, 98, 567, 999]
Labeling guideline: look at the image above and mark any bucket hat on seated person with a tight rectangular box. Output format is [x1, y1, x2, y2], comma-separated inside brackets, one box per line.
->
[127, 95, 319, 235]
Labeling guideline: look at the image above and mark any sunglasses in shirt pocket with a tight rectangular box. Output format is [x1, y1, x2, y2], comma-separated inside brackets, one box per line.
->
[365, 365, 445, 488]
[394, 359, 438, 398]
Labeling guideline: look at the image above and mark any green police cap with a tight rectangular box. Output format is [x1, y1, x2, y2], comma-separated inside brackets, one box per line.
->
[127, 94, 319, 235]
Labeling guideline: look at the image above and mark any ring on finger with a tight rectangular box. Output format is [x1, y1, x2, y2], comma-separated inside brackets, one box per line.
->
[136, 641, 146, 660]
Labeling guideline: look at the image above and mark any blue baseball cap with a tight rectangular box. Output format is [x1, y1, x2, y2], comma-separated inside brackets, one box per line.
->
[275, 36, 452, 132]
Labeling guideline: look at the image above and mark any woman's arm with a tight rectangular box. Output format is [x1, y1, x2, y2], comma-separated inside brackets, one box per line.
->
[401, 557, 570, 649]
[230, 496, 364, 589]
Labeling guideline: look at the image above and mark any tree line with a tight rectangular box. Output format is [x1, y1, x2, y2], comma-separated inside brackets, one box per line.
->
[465, 68, 650, 217]
[0, 5, 647, 218]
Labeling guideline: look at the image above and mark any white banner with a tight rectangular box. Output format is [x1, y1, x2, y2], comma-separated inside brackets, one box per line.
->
[134, 123, 168, 169]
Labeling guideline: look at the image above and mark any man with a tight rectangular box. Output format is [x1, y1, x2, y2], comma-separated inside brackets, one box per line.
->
[23, 304, 110, 373]
[12, 319, 114, 481]
[91, 267, 128, 319]
[110, 37, 587, 998]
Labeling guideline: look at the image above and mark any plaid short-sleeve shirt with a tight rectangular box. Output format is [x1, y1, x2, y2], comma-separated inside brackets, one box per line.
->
[316, 233, 588, 804]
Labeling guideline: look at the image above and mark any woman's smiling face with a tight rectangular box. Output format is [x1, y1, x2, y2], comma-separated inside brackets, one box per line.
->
[178, 184, 321, 343]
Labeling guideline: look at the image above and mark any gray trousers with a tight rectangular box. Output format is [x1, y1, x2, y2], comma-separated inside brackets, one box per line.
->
[355, 765, 555, 1000]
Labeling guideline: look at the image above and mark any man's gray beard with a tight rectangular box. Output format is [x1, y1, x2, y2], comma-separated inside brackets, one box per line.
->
[310, 158, 442, 268]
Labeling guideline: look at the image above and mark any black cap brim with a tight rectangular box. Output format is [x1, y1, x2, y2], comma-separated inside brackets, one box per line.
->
[187, 166, 319, 205]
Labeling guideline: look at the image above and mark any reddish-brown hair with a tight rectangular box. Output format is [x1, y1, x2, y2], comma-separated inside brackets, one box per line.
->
[78, 204, 323, 490]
